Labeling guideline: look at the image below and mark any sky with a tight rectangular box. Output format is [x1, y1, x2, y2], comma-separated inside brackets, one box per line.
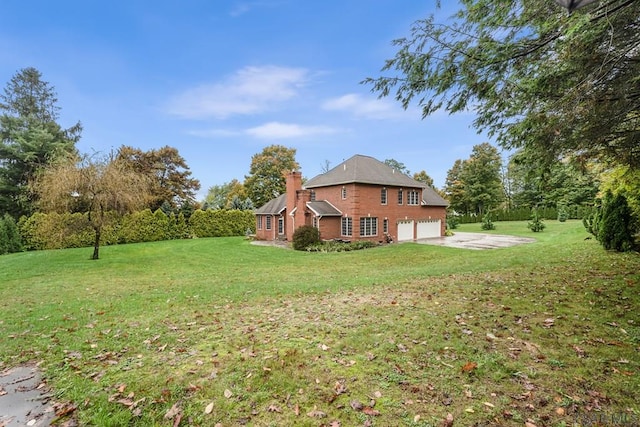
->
[0, 1, 497, 201]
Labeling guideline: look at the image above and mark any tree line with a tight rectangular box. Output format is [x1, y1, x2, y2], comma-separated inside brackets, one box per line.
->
[365, 0, 638, 250]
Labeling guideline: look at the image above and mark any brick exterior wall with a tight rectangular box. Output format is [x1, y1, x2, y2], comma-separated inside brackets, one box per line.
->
[256, 172, 447, 242]
[313, 183, 446, 242]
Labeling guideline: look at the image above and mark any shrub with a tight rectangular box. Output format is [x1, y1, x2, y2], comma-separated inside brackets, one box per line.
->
[557, 205, 568, 222]
[481, 213, 496, 230]
[0, 214, 23, 254]
[598, 191, 636, 252]
[306, 240, 377, 252]
[446, 213, 459, 230]
[292, 225, 320, 251]
[528, 209, 546, 232]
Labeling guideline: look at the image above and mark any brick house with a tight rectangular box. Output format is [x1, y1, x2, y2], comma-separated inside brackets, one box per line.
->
[254, 154, 449, 242]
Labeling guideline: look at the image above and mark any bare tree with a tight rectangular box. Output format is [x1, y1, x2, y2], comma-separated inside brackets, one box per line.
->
[32, 153, 150, 259]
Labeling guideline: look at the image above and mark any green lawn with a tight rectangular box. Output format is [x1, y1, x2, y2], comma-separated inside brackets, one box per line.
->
[1, 220, 638, 426]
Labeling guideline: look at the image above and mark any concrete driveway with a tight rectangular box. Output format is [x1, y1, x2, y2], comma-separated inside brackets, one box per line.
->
[416, 232, 536, 250]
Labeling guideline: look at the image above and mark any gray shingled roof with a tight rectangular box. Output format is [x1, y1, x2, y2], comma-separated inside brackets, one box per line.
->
[254, 193, 286, 214]
[304, 154, 449, 207]
[423, 186, 449, 207]
[304, 155, 421, 188]
[307, 201, 342, 216]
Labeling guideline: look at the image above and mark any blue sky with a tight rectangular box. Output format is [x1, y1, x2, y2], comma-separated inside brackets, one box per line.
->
[0, 1, 496, 200]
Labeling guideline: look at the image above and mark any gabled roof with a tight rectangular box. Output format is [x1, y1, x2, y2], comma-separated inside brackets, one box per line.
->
[307, 201, 342, 217]
[304, 154, 425, 189]
[254, 193, 286, 214]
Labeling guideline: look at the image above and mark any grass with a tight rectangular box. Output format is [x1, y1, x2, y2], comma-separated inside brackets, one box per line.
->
[1, 220, 638, 426]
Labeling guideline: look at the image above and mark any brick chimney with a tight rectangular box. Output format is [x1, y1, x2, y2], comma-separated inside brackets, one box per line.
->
[285, 171, 303, 239]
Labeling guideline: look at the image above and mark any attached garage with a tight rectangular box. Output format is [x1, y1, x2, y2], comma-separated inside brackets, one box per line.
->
[417, 219, 441, 239]
[397, 220, 414, 242]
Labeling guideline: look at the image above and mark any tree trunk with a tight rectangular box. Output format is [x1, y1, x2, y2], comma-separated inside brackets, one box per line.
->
[91, 227, 101, 260]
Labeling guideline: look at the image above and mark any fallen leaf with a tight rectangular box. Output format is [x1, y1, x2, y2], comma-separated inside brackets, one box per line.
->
[204, 402, 214, 414]
[307, 406, 327, 418]
[441, 412, 454, 427]
[164, 403, 181, 420]
[362, 406, 380, 416]
[267, 404, 282, 413]
[461, 361, 477, 373]
[223, 389, 233, 399]
[334, 381, 347, 395]
[350, 400, 363, 411]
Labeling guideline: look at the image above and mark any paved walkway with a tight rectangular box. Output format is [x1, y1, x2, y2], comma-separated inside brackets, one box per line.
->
[0, 365, 55, 426]
[416, 232, 536, 250]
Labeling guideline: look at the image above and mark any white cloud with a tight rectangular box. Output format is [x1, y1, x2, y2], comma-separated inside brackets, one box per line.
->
[168, 65, 310, 120]
[245, 122, 340, 139]
[322, 93, 410, 120]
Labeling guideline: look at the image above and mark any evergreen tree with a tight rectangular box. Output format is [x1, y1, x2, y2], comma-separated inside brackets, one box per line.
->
[0, 68, 81, 218]
[598, 191, 636, 252]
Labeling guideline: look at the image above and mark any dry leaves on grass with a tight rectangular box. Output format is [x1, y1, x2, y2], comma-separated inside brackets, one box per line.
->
[461, 361, 477, 373]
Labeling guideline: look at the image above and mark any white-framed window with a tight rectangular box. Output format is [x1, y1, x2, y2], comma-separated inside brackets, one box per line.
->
[407, 190, 420, 205]
[312, 216, 318, 229]
[257, 216, 263, 230]
[310, 190, 316, 201]
[383, 218, 389, 234]
[278, 216, 284, 234]
[266, 215, 272, 230]
[359, 217, 378, 237]
[341, 217, 352, 237]
[341, 186, 347, 199]
[398, 189, 403, 205]
[381, 187, 387, 205]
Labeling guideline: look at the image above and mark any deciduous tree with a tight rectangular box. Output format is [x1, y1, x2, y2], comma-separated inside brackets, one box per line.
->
[384, 158, 410, 175]
[244, 145, 299, 208]
[116, 145, 200, 211]
[413, 170, 434, 187]
[204, 179, 248, 209]
[32, 153, 150, 259]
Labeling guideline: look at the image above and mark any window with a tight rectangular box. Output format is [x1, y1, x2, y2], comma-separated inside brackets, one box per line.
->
[310, 190, 316, 201]
[381, 188, 387, 205]
[398, 189, 403, 205]
[360, 217, 378, 237]
[383, 218, 389, 234]
[407, 190, 420, 205]
[278, 217, 284, 234]
[266, 215, 272, 230]
[341, 217, 352, 237]
[313, 216, 318, 229]
[341, 187, 347, 199]
[257, 216, 263, 230]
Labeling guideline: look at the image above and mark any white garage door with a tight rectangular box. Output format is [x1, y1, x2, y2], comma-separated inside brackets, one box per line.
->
[397, 220, 414, 242]
[417, 219, 441, 239]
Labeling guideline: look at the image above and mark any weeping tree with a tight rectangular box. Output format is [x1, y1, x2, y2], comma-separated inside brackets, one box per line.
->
[32, 153, 150, 259]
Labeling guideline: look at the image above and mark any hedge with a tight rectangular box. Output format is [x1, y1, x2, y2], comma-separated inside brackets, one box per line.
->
[456, 205, 593, 224]
[16, 209, 256, 251]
